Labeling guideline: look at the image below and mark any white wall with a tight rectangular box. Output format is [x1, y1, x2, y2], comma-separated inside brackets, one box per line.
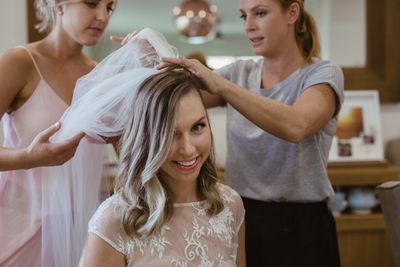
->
[381, 104, 400, 148]
[0, 1, 27, 53]
[0, 1, 27, 144]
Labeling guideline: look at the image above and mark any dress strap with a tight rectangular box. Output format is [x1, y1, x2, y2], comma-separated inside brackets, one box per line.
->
[15, 46, 44, 80]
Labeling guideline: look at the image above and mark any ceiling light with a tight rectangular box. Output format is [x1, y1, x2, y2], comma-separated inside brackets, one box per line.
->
[173, 0, 218, 44]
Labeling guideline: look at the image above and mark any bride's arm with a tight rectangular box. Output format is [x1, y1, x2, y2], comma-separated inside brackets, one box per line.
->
[237, 222, 246, 267]
[83, 233, 125, 267]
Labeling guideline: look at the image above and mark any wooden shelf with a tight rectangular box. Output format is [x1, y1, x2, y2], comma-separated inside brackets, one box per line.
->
[328, 162, 400, 186]
[329, 163, 400, 267]
[335, 213, 386, 231]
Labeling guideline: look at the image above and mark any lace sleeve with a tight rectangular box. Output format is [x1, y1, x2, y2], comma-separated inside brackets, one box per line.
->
[231, 188, 245, 233]
[88, 195, 128, 255]
[219, 183, 245, 233]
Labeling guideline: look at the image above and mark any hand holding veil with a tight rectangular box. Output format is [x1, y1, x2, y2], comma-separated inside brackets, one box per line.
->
[41, 28, 178, 267]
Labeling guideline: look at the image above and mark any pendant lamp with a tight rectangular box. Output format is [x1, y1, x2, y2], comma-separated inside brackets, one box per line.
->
[173, 0, 218, 44]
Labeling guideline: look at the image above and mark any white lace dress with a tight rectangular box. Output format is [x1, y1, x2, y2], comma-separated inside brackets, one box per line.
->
[88, 183, 245, 267]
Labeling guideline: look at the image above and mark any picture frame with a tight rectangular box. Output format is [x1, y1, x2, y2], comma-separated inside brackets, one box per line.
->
[329, 90, 384, 163]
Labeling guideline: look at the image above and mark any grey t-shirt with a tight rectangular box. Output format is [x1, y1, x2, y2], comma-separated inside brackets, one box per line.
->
[216, 58, 344, 202]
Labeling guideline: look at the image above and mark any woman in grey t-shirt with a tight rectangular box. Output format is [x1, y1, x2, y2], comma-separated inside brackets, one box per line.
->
[160, 0, 344, 266]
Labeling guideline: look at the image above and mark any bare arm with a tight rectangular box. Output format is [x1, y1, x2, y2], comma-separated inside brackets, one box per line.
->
[0, 48, 85, 171]
[83, 233, 125, 267]
[160, 57, 337, 143]
[0, 122, 85, 171]
[219, 82, 337, 143]
[200, 90, 225, 108]
[236, 222, 246, 267]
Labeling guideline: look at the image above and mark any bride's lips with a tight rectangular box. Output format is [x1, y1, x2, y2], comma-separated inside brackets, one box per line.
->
[173, 157, 200, 171]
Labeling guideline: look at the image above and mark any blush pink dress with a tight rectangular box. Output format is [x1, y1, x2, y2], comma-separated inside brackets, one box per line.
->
[0, 46, 68, 267]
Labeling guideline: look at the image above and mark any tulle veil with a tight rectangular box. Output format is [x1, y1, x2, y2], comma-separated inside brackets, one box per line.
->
[40, 28, 178, 267]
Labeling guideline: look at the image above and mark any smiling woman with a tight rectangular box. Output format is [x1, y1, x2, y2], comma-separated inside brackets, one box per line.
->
[82, 68, 246, 267]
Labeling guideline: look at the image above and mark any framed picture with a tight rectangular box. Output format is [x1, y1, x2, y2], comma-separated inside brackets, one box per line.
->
[329, 90, 384, 162]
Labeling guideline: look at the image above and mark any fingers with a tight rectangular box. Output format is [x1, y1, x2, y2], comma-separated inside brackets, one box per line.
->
[110, 30, 138, 45]
[161, 56, 187, 65]
[56, 132, 86, 151]
[37, 122, 61, 142]
[158, 57, 192, 71]
[110, 35, 123, 44]
[48, 144, 79, 166]
[161, 56, 199, 72]
[44, 132, 85, 165]
[156, 62, 178, 71]
[122, 31, 138, 45]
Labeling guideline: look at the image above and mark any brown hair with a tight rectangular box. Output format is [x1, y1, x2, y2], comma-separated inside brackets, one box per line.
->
[115, 70, 224, 238]
[278, 0, 321, 63]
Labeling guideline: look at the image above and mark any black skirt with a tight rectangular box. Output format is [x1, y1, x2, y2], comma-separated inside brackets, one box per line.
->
[242, 197, 341, 267]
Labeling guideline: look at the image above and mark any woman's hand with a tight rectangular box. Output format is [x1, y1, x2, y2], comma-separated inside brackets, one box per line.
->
[110, 31, 138, 45]
[24, 122, 85, 168]
[110, 30, 159, 67]
[158, 56, 227, 95]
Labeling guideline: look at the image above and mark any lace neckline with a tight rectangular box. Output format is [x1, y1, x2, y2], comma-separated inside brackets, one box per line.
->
[173, 200, 206, 207]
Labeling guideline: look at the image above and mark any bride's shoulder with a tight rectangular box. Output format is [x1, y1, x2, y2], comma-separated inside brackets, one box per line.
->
[217, 183, 242, 205]
[89, 194, 124, 230]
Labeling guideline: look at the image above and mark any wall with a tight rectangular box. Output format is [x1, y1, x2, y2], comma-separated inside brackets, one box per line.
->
[0, 1, 27, 144]
[0, 1, 27, 53]
[381, 104, 400, 150]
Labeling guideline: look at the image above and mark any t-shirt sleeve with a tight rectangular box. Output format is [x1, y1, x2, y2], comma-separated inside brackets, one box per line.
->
[303, 61, 345, 117]
[215, 62, 236, 80]
[88, 196, 128, 255]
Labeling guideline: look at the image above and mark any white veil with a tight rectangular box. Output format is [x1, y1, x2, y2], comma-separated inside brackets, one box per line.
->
[41, 28, 178, 267]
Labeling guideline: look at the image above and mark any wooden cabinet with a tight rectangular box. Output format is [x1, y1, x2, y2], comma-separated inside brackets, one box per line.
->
[328, 162, 400, 267]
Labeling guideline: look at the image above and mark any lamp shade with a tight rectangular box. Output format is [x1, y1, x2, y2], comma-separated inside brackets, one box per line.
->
[173, 0, 218, 44]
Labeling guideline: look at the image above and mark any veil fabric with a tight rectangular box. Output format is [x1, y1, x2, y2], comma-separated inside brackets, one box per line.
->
[41, 28, 178, 267]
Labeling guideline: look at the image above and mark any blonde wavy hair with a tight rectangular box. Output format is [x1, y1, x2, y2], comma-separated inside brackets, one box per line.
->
[34, 0, 118, 33]
[278, 0, 321, 63]
[34, 0, 62, 33]
[114, 70, 224, 238]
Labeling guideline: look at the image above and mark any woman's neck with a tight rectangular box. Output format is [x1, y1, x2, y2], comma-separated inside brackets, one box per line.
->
[261, 47, 306, 89]
[39, 31, 84, 60]
[168, 182, 198, 204]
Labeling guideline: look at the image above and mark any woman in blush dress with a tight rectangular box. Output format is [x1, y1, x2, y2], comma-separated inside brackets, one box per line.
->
[0, 0, 117, 266]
